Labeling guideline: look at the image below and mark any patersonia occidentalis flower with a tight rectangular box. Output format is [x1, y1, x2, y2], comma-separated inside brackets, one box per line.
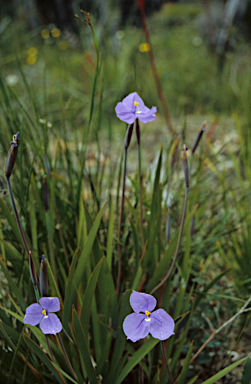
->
[115, 92, 157, 124]
[23, 297, 62, 335]
[123, 291, 175, 342]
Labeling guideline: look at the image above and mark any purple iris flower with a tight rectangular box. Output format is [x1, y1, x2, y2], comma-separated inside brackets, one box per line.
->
[115, 92, 157, 124]
[23, 297, 62, 335]
[123, 291, 175, 342]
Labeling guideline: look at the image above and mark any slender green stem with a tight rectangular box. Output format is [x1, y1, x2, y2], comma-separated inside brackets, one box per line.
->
[150, 187, 189, 295]
[161, 341, 173, 384]
[57, 334, 78, 382]
[116, 147, 128, 296]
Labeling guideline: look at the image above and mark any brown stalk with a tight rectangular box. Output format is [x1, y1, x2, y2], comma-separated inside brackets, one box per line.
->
[137, 0, 173, 134]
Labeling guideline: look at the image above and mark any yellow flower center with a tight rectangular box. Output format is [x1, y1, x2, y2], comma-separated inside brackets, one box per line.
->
[134, 101, 141, 114]
[145, 310, 151, 322]
[42, 309, 48, 318]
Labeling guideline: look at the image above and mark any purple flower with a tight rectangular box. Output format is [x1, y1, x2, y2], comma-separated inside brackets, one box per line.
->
[115, 92, 157, 124]
[10, 132, 19, 147]
[123, 291, 175, 342]
[23, 297, 62, 335]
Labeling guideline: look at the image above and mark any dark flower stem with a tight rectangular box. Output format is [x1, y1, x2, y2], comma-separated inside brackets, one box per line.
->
[6, 177, 30, 258]
[161, 341, 173, 384]
[116, 123, 134, 296]
[6, 176, 40, 302]
[136, 119, 144, 248]
[116, 147, 128, 296]
[57, 334, 78, 382]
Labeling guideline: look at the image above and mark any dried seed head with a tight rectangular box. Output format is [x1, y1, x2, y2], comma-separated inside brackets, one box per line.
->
[183, 144, 189, 188]
[5, 132, 19, 178]
[191, 122, 206, 154]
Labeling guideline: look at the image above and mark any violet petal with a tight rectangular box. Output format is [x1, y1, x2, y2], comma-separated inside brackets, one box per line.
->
[115, 92, 156, 124]
[40, 313, 62, 335]
[23, 304, 43, 326]
[138, 106, 157, 123]
[149, 309, 175, 340]
[39, 297, 60, 313]
[115, 102, 136, 124]
[121, 92, 137, 110]
[130, 291, 156, 313]
[123, 313, 150, 342]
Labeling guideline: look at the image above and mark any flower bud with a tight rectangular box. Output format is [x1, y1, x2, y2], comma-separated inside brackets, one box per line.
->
[43, 176, 49, 212]
[5, 132, 19, 178]
[124, 123, 134, 149]
[40, 255, 48, 297]
[183, 144, 189, 188]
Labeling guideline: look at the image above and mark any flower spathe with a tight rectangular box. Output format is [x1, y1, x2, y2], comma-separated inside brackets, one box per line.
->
[123, 291, 175, 342]
[115, 92, 157, 124]
[23, 297, 62, 335]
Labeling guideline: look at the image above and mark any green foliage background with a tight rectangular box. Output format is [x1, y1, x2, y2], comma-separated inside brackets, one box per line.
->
[0, 1, 251, 383]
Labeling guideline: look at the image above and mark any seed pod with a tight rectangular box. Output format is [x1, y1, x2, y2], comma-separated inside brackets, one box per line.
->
[183, 144, 189, 188]
[124, 123, 134, 149]
[40, 255, 48, 297]
[43, 176, 49, 212]
[5, 132, 19, 178]
[191, 122, 206, 154]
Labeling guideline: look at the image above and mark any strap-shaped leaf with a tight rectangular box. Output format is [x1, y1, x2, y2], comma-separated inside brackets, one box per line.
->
[74, 202, 106, 289]
[80, 257, 104, 337]
[200, 356, 249, 384]
[72, 309, 99, 384]
[0, 197, 22, 244]
[23, 334, 66, 384]
[114, 338, 159, 384]
[0, 258, 26, 310]
[176, 342, 193, 384]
